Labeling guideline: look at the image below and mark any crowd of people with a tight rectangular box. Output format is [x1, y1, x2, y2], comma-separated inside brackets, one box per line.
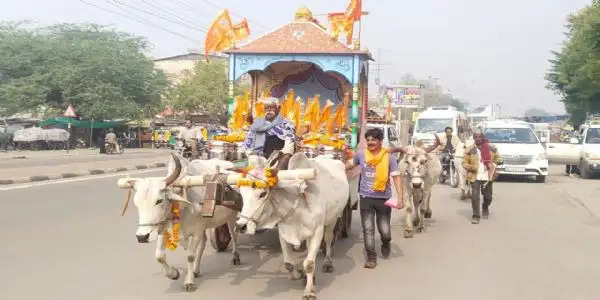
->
[241, 97, 503, 269]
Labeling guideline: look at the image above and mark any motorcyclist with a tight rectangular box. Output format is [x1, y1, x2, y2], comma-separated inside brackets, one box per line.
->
[177, 120, 201, 159]
[105, 129, 120, 153]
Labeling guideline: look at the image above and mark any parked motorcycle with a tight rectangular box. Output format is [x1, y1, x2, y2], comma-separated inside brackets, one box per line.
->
[439, 150, 459, 188]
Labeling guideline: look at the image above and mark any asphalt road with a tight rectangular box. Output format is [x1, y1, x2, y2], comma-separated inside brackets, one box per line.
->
[1, 165, 599, 300]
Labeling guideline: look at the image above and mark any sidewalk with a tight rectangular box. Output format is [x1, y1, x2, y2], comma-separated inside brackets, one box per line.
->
[0, 148, 172, 185]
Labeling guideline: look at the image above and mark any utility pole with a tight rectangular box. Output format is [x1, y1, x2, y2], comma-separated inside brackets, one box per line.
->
[373, 48, 389, 106]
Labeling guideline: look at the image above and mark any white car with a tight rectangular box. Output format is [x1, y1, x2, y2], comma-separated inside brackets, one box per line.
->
[366, 122, 400, 149]
[547, 125, 600, 179]
[482, 120, 549, 182]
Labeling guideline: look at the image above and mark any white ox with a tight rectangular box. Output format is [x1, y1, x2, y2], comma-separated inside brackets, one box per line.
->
[234, 153, 349, 300]
[117, 154, 241, 292]
[398, 146, 442, 237]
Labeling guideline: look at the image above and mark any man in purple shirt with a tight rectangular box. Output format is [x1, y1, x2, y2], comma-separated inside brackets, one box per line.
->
[346, 128, 404, 269]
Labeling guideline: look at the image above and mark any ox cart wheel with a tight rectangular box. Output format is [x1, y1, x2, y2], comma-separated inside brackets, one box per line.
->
[340, 198, 352, 238]
[209, 224, 232, 252]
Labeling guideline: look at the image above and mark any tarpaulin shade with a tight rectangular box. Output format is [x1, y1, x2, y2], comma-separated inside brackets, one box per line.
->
[40, 117, 127, 129]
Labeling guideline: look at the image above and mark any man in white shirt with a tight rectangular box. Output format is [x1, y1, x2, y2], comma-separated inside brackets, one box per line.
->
[178, 120, 201, 158]
[105, 129, 119, 153]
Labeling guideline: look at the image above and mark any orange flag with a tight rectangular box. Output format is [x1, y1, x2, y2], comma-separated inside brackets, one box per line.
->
[254, 102, 265, 118]
[330, 93, 349, 134]
[345, 0, 362, 21]
[205, 10, 234, 57]
[233, 18, 250, 42]
[292, 97, 301, 128]
[281, 89, 295, 120]
[328, 13, 354, 45]
[303, 96, 320, 133]
[319, 100, 334, 131]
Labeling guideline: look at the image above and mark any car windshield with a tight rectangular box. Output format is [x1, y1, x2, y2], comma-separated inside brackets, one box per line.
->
[415, 118, 452, 133]
[585, 128, 600, 144]
[484, 128, 539, 144]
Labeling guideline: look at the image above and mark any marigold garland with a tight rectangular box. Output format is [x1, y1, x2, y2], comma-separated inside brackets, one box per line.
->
[214, 132, 246, 143]
[236, 166, 277, 188]
[164, 202, 181, 251]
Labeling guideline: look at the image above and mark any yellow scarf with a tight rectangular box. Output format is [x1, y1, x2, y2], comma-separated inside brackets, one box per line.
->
[365, 148, 389, 192]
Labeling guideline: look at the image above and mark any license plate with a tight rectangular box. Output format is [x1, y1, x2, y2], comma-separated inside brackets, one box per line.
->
[505, 166, 525, 172]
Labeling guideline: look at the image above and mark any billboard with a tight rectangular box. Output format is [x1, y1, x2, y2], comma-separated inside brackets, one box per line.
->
[386, 85, 422, 107]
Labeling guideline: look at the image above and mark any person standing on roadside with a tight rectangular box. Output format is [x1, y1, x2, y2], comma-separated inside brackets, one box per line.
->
[463, 130, 502, 224]
[346, 128, 404, 269]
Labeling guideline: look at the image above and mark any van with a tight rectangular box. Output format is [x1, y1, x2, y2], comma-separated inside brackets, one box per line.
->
[411, 106, 468, 146]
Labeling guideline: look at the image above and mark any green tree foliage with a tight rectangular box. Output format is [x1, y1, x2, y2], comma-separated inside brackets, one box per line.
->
[166, 59, 248, 118]
[546, 4, 600, 126]
[0, 23, 168, 119]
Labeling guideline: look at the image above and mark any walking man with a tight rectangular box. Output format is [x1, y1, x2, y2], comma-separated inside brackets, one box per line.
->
[346, 128, 404, 269]
[463, 130, 502, 224]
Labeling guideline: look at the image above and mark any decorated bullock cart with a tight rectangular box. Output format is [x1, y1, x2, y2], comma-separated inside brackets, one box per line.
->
[205, 7, 372, 250]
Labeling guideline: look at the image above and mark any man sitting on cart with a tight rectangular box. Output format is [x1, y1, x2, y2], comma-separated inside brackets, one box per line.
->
[243, 97, 296, 169]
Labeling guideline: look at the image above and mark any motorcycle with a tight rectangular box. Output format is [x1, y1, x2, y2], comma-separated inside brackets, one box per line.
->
[104, 138, 125, 154]
[175, 139, 193, 160]
[439, 150, 459, 188]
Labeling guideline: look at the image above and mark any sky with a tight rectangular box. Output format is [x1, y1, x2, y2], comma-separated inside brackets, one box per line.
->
[1, 0, 592, 116]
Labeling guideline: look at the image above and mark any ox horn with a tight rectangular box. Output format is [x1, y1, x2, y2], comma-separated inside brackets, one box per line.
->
[165, 153, 182, 186]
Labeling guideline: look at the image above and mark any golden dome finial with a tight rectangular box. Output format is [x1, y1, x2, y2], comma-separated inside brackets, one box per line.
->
[295, 6, 313, 22]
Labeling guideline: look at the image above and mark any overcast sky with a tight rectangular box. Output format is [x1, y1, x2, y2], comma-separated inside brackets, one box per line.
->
[1, 0, 591, 116]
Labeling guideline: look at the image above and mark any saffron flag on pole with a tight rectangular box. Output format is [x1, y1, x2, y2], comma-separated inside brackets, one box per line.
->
[233, 18, 250, 42]
[345, 0, 362, 21]
[328, 13, 354, 45]
[205, 10, 234, 58]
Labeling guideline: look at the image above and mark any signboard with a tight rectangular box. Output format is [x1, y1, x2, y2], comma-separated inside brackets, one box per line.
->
[386, 85, 422, 107]
[63, 104, 78, 118]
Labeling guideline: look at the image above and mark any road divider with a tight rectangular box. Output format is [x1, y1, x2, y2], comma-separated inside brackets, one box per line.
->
[0, 162, 167, 185]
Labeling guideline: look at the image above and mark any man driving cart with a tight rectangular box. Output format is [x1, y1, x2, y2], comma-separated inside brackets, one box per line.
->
[243, 97, 296, 170]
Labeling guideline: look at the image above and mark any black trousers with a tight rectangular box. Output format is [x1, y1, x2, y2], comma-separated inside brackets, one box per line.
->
[360, 196, 392, 258]
[471, 181, 493, 218]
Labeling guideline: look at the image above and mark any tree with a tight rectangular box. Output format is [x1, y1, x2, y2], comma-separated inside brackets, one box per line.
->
[546, 4, 600, 127]
[0, 23, 168, 119]
[166, 60, 248, 118]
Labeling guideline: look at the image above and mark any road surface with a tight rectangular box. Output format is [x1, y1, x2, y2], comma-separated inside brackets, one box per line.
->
[1, 165, 599, 300]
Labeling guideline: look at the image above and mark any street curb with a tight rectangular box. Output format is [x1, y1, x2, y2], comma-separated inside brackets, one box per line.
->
[0, 162, 165, 185]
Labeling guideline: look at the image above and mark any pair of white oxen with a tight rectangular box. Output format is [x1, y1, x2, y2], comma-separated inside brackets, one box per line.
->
[117, 147, 440, 300]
